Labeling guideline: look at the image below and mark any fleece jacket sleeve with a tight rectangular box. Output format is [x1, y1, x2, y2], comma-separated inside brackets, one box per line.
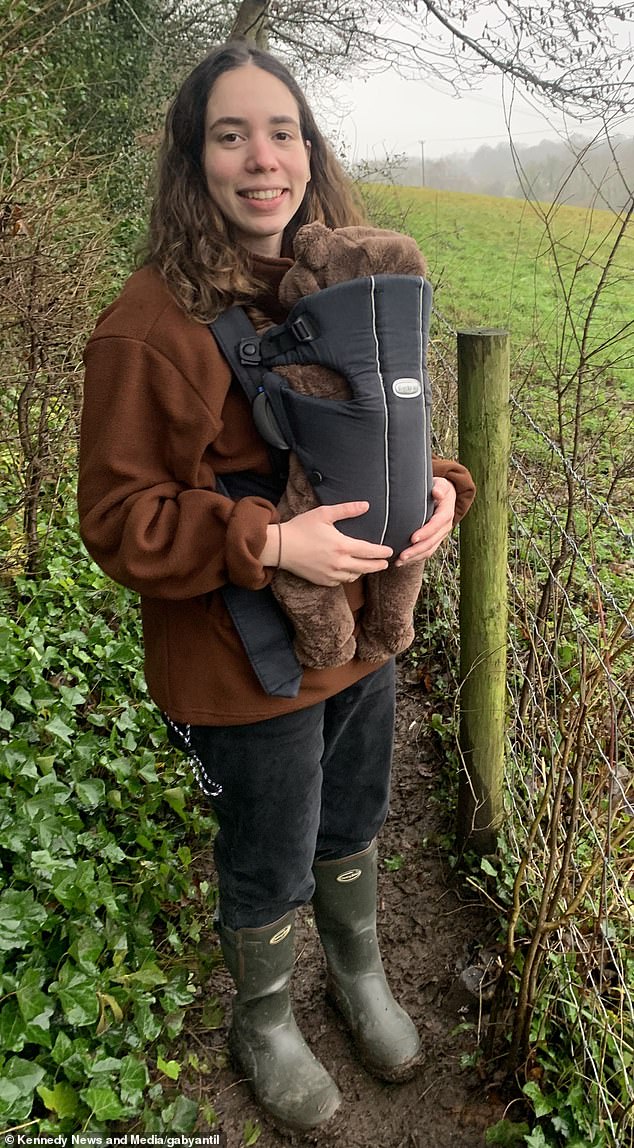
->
[431, 456, 476, 525]
[78, 333, 279, 600]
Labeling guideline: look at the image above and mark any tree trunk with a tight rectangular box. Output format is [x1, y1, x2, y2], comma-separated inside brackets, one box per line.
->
[229, 0, 270, 48]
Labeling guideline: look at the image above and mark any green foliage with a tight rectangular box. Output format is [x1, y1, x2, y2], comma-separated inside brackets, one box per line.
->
[477, 826, 633, 1146]
[242, 1119, 262, 1146]
[513, 1079, 610, 1147]
[486, 1119, 531, 1146]
[0, 503, 217, 1134]
[1, 0, 154, 215]
[0, 0, 66, 155]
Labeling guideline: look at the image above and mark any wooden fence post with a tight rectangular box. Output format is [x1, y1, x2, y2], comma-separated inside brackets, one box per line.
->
[457, 329, 510, 853]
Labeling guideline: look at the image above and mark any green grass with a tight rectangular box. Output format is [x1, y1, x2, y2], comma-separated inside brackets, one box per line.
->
[363, 184, 634, 394]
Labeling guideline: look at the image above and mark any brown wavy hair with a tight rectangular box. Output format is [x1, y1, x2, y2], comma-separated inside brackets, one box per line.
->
[142, 40, 367, 322]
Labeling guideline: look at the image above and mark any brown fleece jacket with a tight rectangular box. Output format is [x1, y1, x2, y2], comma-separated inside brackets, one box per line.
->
[78, 252, 475, 725]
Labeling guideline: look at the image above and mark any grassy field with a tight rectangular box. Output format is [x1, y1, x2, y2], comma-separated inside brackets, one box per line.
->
[363, 184, 634, 394]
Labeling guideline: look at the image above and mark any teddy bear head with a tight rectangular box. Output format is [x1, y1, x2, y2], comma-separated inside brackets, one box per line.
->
[279, 222, 427, 306]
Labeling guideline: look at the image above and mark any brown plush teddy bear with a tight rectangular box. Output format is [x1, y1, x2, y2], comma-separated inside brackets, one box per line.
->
[247, 222, 465, 669]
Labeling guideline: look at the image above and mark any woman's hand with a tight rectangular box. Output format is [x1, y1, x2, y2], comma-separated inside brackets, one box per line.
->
[270, 502, 393, 586]
[394, 478, 456, 566]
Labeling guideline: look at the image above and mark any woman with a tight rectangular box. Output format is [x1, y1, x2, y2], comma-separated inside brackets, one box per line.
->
[78, 40, 475, 1133]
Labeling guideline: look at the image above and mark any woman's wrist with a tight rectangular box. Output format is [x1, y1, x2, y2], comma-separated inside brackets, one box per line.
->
[260, 522, 283, 568]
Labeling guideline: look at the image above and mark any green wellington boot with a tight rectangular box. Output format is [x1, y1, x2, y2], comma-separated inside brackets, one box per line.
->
[218, 911, 342, 1131]
[312, 841, 422, 1082]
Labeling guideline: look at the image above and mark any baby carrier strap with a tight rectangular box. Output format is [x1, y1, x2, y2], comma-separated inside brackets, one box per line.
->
[210, 317, 303, 698]
[215, 471, 303, 700]
[211, 306, 292, 455]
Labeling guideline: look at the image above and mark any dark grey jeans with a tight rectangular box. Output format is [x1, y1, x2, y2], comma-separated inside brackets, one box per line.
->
[165, 660, 395, 929]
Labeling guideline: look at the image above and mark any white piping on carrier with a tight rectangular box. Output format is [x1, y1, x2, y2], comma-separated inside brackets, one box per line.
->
[369, 276, 390, 546]
[417, 277, 429, 514]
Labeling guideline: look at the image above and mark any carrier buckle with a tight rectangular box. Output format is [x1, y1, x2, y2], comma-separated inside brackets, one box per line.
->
[239, 338, 262, 365]
[290, 316, 316, 343]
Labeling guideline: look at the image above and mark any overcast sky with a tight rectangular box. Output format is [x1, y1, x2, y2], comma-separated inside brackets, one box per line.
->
[310, 0, 634, 167]
[321, 68, 634, 164]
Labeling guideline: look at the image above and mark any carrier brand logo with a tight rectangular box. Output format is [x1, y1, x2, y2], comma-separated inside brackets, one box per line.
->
[336, 868, 362, 883]
[269, 924, 292, 944]
[392, 377, 422, 398]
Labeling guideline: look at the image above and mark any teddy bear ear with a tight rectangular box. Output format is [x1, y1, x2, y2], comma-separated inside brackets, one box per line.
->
[291, 224, 309, 259]
[293, 221, 332, 269]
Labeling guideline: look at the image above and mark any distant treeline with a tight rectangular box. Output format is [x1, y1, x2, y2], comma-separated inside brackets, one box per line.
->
[360, 134, 634, 210]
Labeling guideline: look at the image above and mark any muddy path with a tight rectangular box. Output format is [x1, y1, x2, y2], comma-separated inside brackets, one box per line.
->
[186, 665, 506, 1148]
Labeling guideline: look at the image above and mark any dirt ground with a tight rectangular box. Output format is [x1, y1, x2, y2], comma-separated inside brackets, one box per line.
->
[186, 665, 507, 1148]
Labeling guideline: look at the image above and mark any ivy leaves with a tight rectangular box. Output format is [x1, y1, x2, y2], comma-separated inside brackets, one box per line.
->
[0, 519, 216, 1135]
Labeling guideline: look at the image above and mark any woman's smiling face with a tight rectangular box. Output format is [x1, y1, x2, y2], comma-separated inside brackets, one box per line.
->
[203, 63, 311, 258]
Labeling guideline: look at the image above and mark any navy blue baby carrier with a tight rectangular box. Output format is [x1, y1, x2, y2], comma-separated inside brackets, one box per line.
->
[210, 274, 434, 699]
